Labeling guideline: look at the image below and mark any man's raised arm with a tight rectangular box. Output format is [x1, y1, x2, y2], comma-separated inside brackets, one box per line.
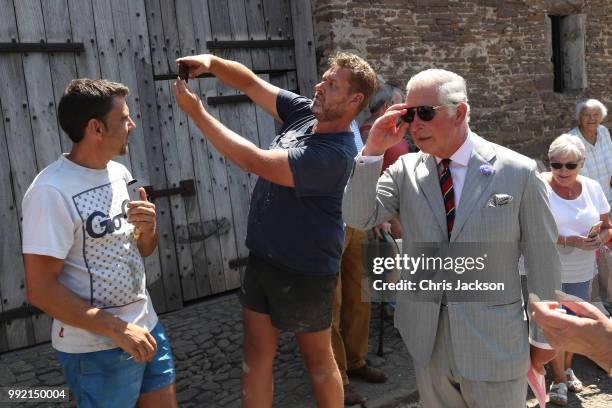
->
[176, 54, 282, 123]
[172, 58, 294, 187]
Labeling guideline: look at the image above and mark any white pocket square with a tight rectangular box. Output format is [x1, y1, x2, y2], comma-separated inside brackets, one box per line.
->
[486, 194, 514, 207]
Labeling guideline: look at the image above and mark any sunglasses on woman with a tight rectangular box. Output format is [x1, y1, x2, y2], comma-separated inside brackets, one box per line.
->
[402, 105, 452, 123]
[550, 162, 579, 170]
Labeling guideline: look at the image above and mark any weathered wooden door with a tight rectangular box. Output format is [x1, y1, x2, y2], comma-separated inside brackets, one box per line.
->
[0, 0, 317, 352]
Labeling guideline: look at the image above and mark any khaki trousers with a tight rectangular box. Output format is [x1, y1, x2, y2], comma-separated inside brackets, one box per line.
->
[416, 307, 528, 408]
[331, 226, 370, 384]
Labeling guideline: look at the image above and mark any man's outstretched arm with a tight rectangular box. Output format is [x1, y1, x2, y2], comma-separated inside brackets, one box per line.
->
[172, 79, 294, 187]
[176, 54, 282, 123]
[530, 293, 612, 374]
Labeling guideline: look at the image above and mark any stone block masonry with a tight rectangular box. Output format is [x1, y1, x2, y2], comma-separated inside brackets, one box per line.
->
[312, 0, 612, 159]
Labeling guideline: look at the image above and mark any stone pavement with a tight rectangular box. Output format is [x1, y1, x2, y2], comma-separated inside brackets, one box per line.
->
[1, 292, 610, 407]
[0, 292, 417, 407]
[399, 354, 612, 408]
[525, 355, 612, 408]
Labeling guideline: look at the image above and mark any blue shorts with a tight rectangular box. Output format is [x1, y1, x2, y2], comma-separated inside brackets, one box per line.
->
[56, 322, 175, 408]
[561, 280, 591, 316]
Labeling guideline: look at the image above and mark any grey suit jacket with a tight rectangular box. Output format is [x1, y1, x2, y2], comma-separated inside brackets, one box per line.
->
[343, 133, 561, 381]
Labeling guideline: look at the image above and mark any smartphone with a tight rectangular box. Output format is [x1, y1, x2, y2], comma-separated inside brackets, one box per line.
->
[587, 221, 603, 239]
[178, 63, 189, 83]
[126, 179, 146, 240]
[126, 179, 147, 202]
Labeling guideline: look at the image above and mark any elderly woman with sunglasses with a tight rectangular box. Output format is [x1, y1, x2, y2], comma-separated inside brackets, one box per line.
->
[540, 134, 611, 405]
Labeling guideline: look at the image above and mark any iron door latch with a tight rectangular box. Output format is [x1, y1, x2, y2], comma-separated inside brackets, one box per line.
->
[144, 179, 195, 200]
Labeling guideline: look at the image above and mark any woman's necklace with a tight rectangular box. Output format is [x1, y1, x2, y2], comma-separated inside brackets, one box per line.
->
[562, 186, 574, 199]
[553, 181, 579, 199]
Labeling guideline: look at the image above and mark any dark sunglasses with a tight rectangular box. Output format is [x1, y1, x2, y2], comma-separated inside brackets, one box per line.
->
[402, 105, 450, 123]
[550, 162, 579, 170]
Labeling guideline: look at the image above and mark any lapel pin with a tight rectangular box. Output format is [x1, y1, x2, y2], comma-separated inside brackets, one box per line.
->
[479, 164, 494, 176]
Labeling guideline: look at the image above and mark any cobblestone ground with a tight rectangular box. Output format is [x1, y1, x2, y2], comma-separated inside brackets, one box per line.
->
[394, 356, 612, 408]
[0, 293, 415, 407]
[525, 355, 612, 408]
[1, 293, 609, 407]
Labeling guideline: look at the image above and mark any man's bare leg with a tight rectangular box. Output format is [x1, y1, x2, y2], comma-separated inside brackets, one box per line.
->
[296, 328, 343, 408]
[242, 308, 280, 408]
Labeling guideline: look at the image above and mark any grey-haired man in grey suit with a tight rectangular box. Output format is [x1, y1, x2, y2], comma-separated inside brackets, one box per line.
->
[342, 69, 561, 407]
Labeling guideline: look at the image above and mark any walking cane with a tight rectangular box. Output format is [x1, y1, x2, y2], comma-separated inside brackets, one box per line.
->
[376, 229, 398, 357]
[377, 298, 385, 356]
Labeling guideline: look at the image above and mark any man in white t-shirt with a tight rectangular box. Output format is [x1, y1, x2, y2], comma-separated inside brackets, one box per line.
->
[22, 79, 177, 407]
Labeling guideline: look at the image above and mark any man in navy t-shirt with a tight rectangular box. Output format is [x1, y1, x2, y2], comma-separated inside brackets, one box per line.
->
[173, 53, 377, 407]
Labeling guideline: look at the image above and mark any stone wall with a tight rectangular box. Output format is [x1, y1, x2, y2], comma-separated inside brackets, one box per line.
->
[311, 0, 612, 158]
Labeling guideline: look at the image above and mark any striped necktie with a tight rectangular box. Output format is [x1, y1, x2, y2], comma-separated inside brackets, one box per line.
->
[439, 159, 455, 239]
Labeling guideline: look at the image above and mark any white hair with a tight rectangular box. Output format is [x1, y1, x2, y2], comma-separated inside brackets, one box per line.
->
[548, 133, 585, 161]
[405, 69, 470, 122]
[575, 98, 608, 121]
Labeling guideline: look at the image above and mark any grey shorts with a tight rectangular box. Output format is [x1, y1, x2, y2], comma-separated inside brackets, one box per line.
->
[239, 253, 337, 333]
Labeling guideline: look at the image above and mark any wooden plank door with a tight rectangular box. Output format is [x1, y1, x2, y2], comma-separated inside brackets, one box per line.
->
[144, 0, 206, 303]
[175, 0, 226, 297]
[188, 0, 240, 295]
[207, 0, 257, 289]
[0, 0, 39, 351]
[14, 0, 66, 344]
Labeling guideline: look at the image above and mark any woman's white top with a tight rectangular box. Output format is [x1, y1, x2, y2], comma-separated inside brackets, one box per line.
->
[545, 175, 610, 283]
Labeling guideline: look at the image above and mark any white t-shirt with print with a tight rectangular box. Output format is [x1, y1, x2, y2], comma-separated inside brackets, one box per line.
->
[545, 175, 611, 283]
[22, 155, 158, 353]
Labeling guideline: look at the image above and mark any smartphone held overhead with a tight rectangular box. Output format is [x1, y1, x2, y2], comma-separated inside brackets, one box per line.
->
[178, 63, 189, 83]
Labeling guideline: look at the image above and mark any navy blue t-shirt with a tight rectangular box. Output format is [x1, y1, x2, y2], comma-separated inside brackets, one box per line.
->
[245, 90, 357, 276]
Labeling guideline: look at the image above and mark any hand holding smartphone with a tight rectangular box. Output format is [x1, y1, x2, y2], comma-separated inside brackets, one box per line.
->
[126, 180, 148, 241]
[587, 221, 603, 239]
[178, 62, 189, 83]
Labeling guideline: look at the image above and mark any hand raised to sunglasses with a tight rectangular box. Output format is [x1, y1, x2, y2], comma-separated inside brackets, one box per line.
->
[362, 103, 410, 156]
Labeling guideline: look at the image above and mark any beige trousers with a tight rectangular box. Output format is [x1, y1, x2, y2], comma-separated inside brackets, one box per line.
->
[331, 226, 370, 384]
